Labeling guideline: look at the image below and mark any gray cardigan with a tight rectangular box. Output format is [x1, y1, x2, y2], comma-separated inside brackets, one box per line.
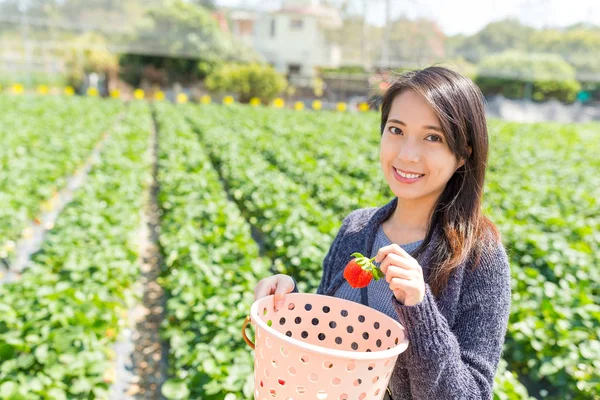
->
[293, 196, 511, 399]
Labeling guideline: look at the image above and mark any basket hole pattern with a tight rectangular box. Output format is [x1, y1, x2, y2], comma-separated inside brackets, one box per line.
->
[261, 363, 386, 397]
[280, 346, 289, 356]
[255, 297, 405, 399]
[260, 300, 403, 355]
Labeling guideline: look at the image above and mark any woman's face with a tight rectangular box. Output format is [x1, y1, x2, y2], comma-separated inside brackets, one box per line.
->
[380, 89, 465, 204]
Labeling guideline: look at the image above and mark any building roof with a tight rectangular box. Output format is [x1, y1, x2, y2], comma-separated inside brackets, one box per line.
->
[273, 5, 342, 28]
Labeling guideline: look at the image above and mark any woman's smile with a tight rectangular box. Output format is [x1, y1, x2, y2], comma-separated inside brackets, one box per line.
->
[392, 167, 425, 183]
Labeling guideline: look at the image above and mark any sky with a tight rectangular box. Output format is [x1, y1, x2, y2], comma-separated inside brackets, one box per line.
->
[215, 0, 600, 36]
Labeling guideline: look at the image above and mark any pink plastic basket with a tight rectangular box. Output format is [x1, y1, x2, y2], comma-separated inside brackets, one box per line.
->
[242, 293, 409, 400]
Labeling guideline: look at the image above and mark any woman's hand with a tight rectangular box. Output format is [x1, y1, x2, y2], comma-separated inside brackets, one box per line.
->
[254, 274, 295, 311]
[375, 244, 425, 306]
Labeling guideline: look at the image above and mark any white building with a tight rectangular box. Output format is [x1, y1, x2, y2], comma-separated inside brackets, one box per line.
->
[229, 0, 342, 81]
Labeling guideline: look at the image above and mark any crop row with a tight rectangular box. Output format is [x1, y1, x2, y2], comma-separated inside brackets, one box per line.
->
[0, 95, 122, 259]
[0, 103, 151, 399]
[153, 102, 270, 399]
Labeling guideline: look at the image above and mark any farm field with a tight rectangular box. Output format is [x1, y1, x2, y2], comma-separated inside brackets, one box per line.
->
[0, 94, 598, 399]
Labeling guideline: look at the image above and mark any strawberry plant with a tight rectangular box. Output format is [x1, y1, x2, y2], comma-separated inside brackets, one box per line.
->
[0, 102, 151, 398]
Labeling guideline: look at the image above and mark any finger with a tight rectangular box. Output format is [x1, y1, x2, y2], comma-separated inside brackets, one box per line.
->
[379, 253, 413, 274]
[389, 277, 420, 291]
[254, 279, 276, 301]
[384, 265, 417, 283]
[273, 276, 294, 310]
[375, 243, 411, 263]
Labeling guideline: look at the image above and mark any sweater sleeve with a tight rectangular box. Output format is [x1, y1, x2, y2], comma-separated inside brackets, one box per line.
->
[291, 213, 352, 295]
[390, 243, 512, 399]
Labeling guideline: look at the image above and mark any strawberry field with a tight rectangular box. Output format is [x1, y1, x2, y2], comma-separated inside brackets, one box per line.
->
[0, 94, 598, 400]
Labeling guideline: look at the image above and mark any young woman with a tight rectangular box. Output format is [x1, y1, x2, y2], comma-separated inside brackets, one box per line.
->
[254, 66, 511, 399]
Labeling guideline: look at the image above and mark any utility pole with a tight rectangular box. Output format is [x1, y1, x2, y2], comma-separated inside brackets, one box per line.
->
[361, 0, 370, 70]
[19, 0, 32, 87]
[380, 0, 391, 68]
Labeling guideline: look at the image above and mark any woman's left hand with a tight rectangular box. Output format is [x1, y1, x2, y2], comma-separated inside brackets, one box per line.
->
[375, 244, 425, 306]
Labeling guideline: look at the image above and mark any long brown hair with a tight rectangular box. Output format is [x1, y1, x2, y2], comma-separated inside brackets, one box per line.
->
[380, 66, 501, 297]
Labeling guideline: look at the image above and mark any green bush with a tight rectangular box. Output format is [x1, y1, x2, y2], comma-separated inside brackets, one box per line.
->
[475, 51, 581, 103]
[205, 63, 287, 103]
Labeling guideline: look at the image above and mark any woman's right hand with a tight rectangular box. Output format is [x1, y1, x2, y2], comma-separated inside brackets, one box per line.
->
[254, 274, 295, 311]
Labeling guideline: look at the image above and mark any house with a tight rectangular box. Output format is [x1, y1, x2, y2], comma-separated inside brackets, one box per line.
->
[229, 0, 342, 82]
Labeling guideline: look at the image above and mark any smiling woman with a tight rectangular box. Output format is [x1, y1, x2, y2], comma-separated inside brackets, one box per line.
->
[256, 66, 511, 400]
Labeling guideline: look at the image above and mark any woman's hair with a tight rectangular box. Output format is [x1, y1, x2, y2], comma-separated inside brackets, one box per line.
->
[379, 66, 500, 297]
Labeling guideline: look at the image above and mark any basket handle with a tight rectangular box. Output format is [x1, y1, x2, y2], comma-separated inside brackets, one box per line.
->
[242, 315, 255, 350]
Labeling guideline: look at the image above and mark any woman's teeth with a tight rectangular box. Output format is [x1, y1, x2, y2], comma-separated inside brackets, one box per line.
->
[395, 168, 423, 179]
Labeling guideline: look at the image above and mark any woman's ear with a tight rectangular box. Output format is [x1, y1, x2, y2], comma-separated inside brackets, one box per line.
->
[456, 146, 472, 171]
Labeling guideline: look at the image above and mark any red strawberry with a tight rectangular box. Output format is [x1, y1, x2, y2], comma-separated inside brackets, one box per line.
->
[343, 252, 384, 289]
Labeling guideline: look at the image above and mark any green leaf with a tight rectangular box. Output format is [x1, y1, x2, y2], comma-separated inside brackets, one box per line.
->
[35, 344, 49, 363]
[162, 379, 191, 400]
[47, 387, 67, 400]
[0, 381, 18, 397]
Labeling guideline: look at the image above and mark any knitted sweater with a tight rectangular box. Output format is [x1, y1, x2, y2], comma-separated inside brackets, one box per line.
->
[333, 224, 422, 320]
[292, 196, 511, 399]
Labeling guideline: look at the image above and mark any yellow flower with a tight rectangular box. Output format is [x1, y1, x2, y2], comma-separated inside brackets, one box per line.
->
[12, 84, 24, 94]
[134, 89, 145, 100]
[176, 93, 188, 104]
[87, 87, 99, 97]
[37, 85, 49, 95]
[359, 102, 370, 112]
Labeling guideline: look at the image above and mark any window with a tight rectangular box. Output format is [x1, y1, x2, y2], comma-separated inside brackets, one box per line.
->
[290, 18, 303, 30]
[288, 64, 301, 75]
[271, 19, 276, 37]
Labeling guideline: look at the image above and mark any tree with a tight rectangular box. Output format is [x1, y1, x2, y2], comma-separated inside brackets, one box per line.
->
[191, 0, 216, 10]
[63, 32, 119, 92]
[451, 18, 535, 63]
[476, 51, 581, 103]
[119, 0, 260, 85]
[530, 28, 600, 78]
[381, 17, 446, 67]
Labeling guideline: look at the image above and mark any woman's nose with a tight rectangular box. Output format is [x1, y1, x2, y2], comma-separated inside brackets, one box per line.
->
[396, 141, 421, 163]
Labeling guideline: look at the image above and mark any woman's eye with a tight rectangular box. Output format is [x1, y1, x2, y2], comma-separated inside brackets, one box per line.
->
[426, 134, 443, 142]
[389, 126, 403, 135]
